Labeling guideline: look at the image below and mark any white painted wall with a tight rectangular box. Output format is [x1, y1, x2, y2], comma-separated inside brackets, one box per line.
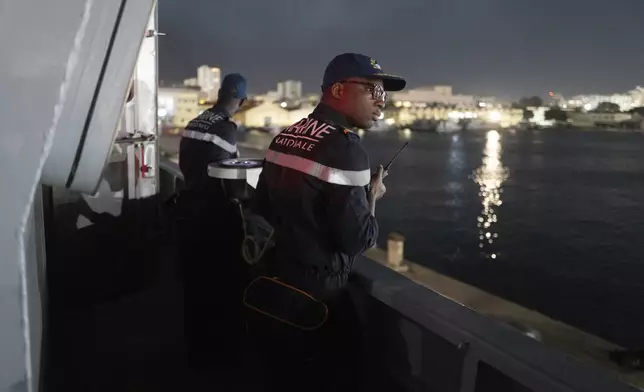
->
[243, 102, 291, 128]
[0, 0, 91, 390]
[0, 0, 157, 390]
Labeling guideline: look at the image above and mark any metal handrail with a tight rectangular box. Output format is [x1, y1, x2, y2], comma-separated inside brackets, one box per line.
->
[159, 155, 183, 180]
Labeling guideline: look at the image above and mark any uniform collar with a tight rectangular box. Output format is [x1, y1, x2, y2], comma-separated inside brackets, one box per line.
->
[311, 103, 352, 129]
[212, 102, 231, 119]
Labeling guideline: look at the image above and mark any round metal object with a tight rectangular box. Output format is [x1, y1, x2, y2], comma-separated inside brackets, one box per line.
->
[208, 158, 264, 181]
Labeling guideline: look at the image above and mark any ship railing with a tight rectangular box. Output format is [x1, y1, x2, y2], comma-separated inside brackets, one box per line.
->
[159, 156, 642, 392]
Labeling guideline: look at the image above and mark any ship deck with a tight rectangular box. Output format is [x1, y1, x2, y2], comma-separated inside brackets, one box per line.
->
[39, 156, 644, 392]
[44, 245, 261, 391]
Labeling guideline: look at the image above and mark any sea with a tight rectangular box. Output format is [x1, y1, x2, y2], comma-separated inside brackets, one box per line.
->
[161, 128, 644, 347]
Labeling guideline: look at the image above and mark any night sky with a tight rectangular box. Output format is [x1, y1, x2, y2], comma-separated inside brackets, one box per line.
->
[158, 0, 644, 99]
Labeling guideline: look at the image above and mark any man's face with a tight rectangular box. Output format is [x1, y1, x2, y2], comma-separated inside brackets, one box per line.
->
[337, 78, 386, 129]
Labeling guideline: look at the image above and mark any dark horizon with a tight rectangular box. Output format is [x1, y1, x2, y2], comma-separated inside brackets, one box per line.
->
[158, 0, 644, 99]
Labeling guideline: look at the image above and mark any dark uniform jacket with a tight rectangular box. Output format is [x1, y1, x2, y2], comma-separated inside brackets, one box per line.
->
[252, 104, 378, 297]
[179, 104, 239, 189]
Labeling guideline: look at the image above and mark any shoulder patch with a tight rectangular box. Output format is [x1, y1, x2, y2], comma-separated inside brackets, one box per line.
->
[343, 129, 361, 141]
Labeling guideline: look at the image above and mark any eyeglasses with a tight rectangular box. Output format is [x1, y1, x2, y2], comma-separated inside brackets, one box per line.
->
[338, 80, 387, 102]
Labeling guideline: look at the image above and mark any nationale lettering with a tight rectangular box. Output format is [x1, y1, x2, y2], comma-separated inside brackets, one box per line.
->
[273, 136, 315, 151]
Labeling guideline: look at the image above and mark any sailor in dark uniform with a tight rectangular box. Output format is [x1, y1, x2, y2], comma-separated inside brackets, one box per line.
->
[179, 73, 247, 190]
[248, 53, 406, 391]
[175, 73, 249, 368]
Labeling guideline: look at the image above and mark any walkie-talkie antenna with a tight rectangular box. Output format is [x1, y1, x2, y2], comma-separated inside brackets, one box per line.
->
[384, 142, 409, 171]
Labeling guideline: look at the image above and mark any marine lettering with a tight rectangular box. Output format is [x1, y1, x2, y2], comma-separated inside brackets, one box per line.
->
[284, 118, 307, 134]
[276, 117, 337, 152]
[199, 112, 223, 123]
[283, 117, 336, 139]
[311, 124, 332, 139]
[294, 118, 314, 134]
[186, 111, 224, 132]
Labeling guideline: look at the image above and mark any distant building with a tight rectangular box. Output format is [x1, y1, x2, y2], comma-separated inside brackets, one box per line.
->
[386, 105, 522, 128]
[197, 65, 221, 101]
[183, 77, 198, 87]
[547, 92, 566, 107]
[391, 85, 477, 107]
[158, 87, 207, 128]
[287, 104, 316, 122]
[303, 94, 321, 104]
[235, 102, 290, 128]
[254, 90, 282, 102]
[567, 93, 636, 112]
[565, 86, 644, 111]
[476, 96, 506, 108]
[277, 80, 303, 101]
[234, 102, 315, 129]
[566, 112, 633, 127]
[628, 86, 644, 108]
[253, 83, 314, 108]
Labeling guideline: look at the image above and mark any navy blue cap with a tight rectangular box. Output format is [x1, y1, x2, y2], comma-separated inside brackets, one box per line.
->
[322, 53, 406, 92]
[219, 73, 247, 99]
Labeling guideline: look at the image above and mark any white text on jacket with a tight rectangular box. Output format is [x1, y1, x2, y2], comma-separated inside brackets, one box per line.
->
[273, 118, 336, 152]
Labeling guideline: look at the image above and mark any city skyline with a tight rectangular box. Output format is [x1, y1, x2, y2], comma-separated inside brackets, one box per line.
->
[158, 0, 644, 100]
[167, 64, 644, 108]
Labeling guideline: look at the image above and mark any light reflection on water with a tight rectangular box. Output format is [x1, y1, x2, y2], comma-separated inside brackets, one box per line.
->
[472, 130, 509, 259]
[445, 133, 465, 207]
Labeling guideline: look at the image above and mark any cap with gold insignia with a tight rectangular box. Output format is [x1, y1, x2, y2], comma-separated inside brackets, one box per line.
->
[322, 53, 406, 92]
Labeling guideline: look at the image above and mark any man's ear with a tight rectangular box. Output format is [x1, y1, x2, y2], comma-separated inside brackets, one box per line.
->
[331, 83, 343, 99]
